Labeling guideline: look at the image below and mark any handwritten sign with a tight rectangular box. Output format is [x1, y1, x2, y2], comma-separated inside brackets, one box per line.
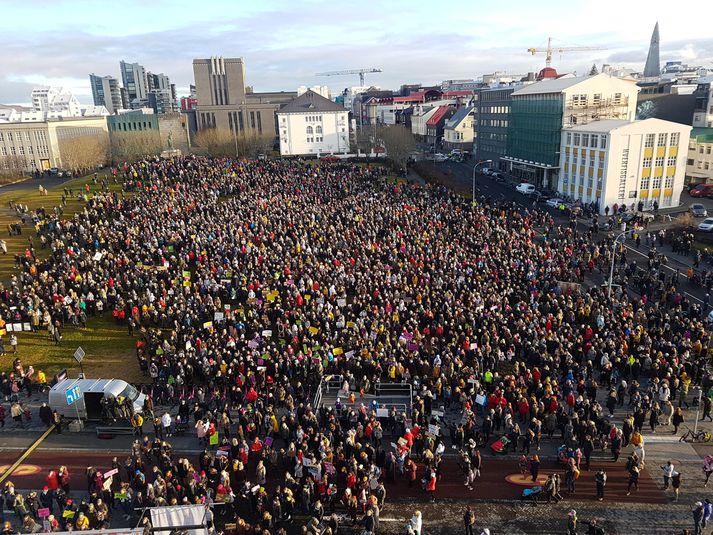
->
[104, 468, 118, 479]
[428, 424, 440, 436]
[38, 508, 50, 518]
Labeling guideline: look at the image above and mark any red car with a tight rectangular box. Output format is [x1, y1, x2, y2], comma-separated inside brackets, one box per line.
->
[690, 184, 713, 198]
[320, 155, 340, 162]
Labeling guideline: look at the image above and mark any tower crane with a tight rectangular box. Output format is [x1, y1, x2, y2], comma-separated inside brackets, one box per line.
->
[315, 68, 382, 86]
[527, 37, 606, 68]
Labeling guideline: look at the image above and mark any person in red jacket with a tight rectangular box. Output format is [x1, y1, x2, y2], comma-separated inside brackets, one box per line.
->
[425, 468, 437, 502]
[46, 469, 59, 491]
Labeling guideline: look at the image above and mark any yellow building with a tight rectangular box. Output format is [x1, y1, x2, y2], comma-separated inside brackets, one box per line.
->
[559, 118, 691, 214]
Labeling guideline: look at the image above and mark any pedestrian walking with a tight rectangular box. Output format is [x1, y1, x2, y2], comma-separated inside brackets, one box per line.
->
[595, 468, 606, 501]
[530, 455, 540, 482]
[626, 465, 640, 496]
[661, 461, 675, 490]
[703, 455, 713, 487]
[464, 506, 476, 535]
[567, 509, 577, 535]
[671, 471, 681, 501]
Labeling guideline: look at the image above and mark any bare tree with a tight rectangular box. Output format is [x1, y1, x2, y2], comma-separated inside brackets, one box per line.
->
[0, 154, 27, 178]
[58, 135, 109, 173]
[376, 125, 416, 171]
[193, 128, 235, 158]
[110, 130, 162, 162]
[194, 128, 275, 158]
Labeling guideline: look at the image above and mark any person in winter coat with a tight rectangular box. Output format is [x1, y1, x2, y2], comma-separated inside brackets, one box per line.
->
[672, 408, 685, 434]
[425, 469, 437, 502]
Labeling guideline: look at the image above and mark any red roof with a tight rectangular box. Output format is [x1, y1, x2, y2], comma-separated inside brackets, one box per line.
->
[426, 106, 450, 126]
[393, 91, 428, 103]
[537, 67, 559, 80]
[442, 90, 472, 98]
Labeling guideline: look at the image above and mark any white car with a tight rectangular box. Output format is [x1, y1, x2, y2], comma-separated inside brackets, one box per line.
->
[546, 198, 564, 208]
[481, 168, 494, 176]
[516, 183, 536, 195]
[698, 218, 713, 232]
[433, 153, 449, 162]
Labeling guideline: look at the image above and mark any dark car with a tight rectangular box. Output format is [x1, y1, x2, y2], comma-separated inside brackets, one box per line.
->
[690, 203, 708, 218]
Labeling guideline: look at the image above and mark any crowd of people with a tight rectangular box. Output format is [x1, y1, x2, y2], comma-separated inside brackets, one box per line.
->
[0, 156, 711, 534]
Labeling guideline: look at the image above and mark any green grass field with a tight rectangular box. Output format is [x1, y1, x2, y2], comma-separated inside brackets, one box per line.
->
[0, 175, 144, 381]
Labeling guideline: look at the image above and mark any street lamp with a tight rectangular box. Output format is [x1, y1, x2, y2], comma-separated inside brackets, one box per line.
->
[472, 160, 492, 203]
[607, 226, 637, 298]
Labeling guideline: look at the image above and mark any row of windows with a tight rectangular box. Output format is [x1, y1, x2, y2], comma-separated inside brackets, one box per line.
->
[689, 144, 713, 155]
[480, 119, 509, 128]
[305, 115, 323, 123]
[570, 93, 623, 107]
[642, 156, 677, 167]
[644, 132, 680, 148]
[0, 130, 48, 144]
[480, 106, 510, 114]
[640, 176, 675, 189]
[563, 155, 605, 169]
[109, 122, 154, 132]
[1, 145, 48, 157]
[306, 137, 323, 143]
[306, 126, 322, 135]
[565, 132, 608, 149]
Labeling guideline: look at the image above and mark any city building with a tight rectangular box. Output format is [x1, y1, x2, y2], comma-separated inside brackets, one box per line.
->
[503, 73, 639, 188]
[89, 74, 123, 114]
[686, 128, 713, 184]
[0, 116, 109, 172]
[297, 85, 331, 99]
[643, 22, 661, 78]
[146, 72, 177, 114]
[276, 90, 349, 156]
[120, 61, 149, 109]
[475, 86, 515, 169]
[693, 78, 713, 128]
[443, 106, 476, 151]
[559, 118, 691, 213]
[426, 106, 454, 148]
[31, 87, 81, 117]
[192, 56, 296, 136]
[107, 109, 190, 156]
[411, 105, 439, 139]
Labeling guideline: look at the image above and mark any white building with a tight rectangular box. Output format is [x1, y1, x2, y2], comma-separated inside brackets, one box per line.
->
[687, 128, 713, 183]
[559, 118, 691, 213]
[277, 90, 349, 156]
[411, 106, 439, 138]
[443, 106, 475, 149]
[32, 87, 82, 117]
[298, 85, 331, 99]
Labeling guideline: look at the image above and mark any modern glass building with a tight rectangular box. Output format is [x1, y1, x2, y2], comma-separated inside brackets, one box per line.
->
[475, 87, 514, 170]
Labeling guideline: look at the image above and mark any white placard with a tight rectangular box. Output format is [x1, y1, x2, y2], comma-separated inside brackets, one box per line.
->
[428, 424, 440, 436]
[475, 394, 487, 406]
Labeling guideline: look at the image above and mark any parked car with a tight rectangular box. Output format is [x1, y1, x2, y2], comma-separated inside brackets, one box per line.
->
[516, 183, 536, 195]
[698, 217, 713, 232]
[433, 153, 449, 162]
[545, 198, 565, 208]
[492, 172, 506, 182]
[481, 168, 494, 176]
[690, 184, 713, 198]
[690, 203, 708, 218]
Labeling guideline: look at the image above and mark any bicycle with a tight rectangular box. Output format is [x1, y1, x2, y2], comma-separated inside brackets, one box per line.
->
[679, 426, 712, 443]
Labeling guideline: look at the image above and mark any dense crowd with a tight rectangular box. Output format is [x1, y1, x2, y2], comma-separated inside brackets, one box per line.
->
[0, 156, 711, 534]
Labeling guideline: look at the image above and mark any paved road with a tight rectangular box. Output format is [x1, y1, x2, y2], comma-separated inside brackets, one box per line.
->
[0, 449, 664, 505]
[0, 174, 76, 195]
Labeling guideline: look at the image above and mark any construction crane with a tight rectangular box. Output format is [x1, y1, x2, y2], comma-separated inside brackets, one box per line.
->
[315, 68, 382, 86]
[527, 37, 606, 68]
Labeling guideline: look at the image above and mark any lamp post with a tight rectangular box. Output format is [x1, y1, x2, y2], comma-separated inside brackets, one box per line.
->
[472, 160, 492, 203]
[607, 226, 636, 299]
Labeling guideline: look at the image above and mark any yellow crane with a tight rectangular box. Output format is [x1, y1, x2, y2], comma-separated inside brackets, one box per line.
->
[527, 37, 606, 68]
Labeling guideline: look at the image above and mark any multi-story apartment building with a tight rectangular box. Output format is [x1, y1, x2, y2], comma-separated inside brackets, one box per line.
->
[443, 106, 476, 151]
[90, 74, 123, 114]
[693, 78, 713, 128]
[120, 61, 149, 109]
[504, 73, 639, 189]
[192, 56, 295, 136]
[559, 118, 691, 213]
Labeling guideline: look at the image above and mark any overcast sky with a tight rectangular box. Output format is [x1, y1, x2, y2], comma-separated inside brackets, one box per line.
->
[1, 0, 711, 105]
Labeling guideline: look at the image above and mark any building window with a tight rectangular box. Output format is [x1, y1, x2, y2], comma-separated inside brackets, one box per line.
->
[306, 126, 313, 135]
[573, 133, 580, 146]
[655, 156, 664, 167]
[582, 134, 589, 147]
[643, 157, 652, 167]
[250, 112, 256, 129]
[641, 177, 650, 189]
[657, 133, 667, 147]
[593, 94, 601, 106]
[18, 146, 24, 155]
[667, 156, 677, 166]
[566, 132, 572, 145]
[688, 158, 695, 165]
[0, 147, 6, 156]
[645, 134, 655, 148]
[652, 176, 662, 188]
[600, 136, 607, 149]
[590, 135, 598, 148]
[257, 112, 262, 134]
[315, 126, 322, 135]
[670, 132, 679, 146]
[664, 176, 674, 188]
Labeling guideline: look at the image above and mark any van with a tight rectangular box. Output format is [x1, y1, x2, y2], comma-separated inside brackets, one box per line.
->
[690, 183, 713, 198]
[49, 378, 146, 420]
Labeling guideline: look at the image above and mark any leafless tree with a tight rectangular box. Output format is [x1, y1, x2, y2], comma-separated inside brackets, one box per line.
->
[375, 125, 416, 171]
[110, 130, 163, 162]
[58, 135, 109, 173]
[0, 155, 27, 178]
[194, 128, 274, 158]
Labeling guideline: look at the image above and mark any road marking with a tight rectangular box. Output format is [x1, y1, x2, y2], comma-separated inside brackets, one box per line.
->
[0, 425, 56, 486]
[0, 464, 42, 477]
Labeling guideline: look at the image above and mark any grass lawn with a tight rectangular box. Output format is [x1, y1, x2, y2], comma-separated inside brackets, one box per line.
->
[0, 174, 143, 381]
[12, 315, 143, 383]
